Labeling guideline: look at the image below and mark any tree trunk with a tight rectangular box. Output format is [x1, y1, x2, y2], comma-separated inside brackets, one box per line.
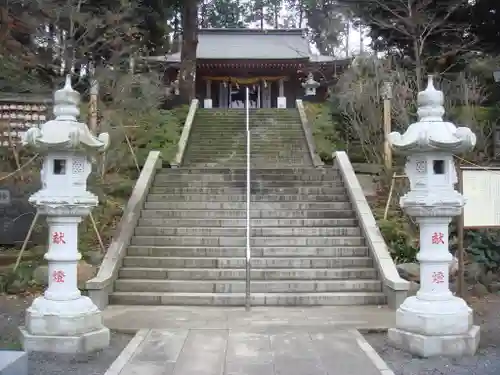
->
[298, 3, 303, 28]
[413, 39, 422, 91]
[200, 0, 207, 28]
[179, 0, 199, 104]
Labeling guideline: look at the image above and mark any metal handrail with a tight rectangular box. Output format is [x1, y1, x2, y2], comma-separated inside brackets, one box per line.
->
[245, 87, 251, 311]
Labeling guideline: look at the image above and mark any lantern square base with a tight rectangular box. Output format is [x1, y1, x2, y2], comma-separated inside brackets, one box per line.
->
[395, 295, 473, 336]
[19, 326, 110, 354]
[25, 295, 105, 336]
[388, 325, 480, 358]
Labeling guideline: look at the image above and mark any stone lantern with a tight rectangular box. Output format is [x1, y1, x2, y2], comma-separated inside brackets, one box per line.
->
[20, 76, 110, 353]
[387, 76, 479, 357]
[302, 72, 319, 97]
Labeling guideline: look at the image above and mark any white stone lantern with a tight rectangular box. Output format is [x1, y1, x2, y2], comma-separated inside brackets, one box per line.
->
[20, 76, 110, 353]
[302, 72, 319, 96]
[387, 76, 479, 357]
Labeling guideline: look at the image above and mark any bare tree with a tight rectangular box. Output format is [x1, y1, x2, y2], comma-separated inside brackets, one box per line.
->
[346, 0, 473, 89]
[335, 55, 492, 166]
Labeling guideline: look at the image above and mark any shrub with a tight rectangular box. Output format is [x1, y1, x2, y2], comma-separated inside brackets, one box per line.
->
[304, 102, 341, 164]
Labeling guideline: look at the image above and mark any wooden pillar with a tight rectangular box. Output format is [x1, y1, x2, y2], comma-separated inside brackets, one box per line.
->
[278, 78, 284, 97]
[89, 80, 99, 133]
[277, 78, 286, 108]
[382, 81, 393, 171]
[204, 79, 212, 108]
[206, 79, 211, 99]
[257, 83, 261, 108]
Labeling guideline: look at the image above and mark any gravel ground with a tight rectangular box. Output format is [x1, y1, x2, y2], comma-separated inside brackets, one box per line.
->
[0, 294, 132, 375]
[364, 294, 500, 375]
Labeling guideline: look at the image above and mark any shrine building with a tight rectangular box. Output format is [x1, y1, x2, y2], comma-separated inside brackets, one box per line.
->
[144, 28, 350, 109]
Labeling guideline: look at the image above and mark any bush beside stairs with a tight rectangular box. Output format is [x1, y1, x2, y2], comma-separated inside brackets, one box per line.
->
[110, 108, 386, 306]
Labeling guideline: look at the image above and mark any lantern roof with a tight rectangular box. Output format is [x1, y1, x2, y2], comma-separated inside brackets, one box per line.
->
[388, 75, 476, 154]
[23, 76, 109, 153]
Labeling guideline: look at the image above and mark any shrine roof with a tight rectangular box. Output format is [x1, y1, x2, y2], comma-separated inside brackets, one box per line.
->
[145, 28, 338, 63]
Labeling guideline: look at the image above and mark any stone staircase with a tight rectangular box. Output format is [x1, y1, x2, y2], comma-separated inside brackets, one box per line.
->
[182, 109, 312, 167]
[109, 108, 386, 306]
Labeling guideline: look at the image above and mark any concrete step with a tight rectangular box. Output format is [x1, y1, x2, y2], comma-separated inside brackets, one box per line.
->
[154, 175, 341, 182]
[140, 209, 355, 219]
[188, 136, 305, 140]
[146, 194, 347, 202]
[189, 128, 303, 134]
[148, 186, 346, 195]
[182, 159, 312, 167]
[189, 132, 305, 138]
[185, 144, 306, 149]
[157, 168, 339, 174]
[123, 256, 373, 269]
[114, 279, 382, 293]
[134, 227, 361, 237]
[136, 218, 358, 227]
[188, 136, 305, 142]
[183, 163, 314, 168]
[118, 267, 378, 280]
[182, 154, 310, 160]
[126, 245, 368, 257]
[186, 143, 306, 149]
[143, 202, 351, 210]
[122, 256, 372, 269]
[151, 180, 344, 187]
[186, 142, 306, 148]
[157, 168, 340, 176]
[130, 236, 364, 246]
[184, 150, 308, 157]
[109, 291, 386, 306]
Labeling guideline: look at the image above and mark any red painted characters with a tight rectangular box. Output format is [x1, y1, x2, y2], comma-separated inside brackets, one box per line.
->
[432, 271, 445, 284]
[52, 231, 66, 244]
[431, 232, 445, 245]
[52, 270, 66, 283]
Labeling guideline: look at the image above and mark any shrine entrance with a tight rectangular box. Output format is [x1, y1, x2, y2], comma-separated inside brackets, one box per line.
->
[208, 76, 283, 109]
[229, 83, 259, 108]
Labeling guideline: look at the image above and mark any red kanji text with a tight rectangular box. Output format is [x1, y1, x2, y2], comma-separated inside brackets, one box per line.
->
[432, 271, 445, 284]
[52, 232, 66, 244]
[52, 270, 66, 283]
[431, 232, 444, 245]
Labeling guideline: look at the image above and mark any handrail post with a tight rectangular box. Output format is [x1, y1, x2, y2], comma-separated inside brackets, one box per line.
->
[245, 87, 251, 311]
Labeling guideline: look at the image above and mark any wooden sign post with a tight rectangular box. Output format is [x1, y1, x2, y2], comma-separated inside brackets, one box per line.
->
[382, 81, 393, 171]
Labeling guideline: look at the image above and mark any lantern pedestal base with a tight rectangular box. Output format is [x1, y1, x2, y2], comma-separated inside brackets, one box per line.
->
[20, 295, 110, 353]
[19, 327, 110, 354]
[395, 295, 473, 335]
[388, 325, 480, 358]
[388, 295, 480, 357]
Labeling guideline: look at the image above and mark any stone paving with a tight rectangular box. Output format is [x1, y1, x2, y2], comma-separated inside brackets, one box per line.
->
[104, 328, 394, 375]
[102, 305, 395, 333]
[102, 306, 395, 375]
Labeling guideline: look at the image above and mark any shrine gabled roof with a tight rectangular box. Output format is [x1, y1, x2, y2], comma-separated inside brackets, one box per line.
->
[145, 28, 338, 63]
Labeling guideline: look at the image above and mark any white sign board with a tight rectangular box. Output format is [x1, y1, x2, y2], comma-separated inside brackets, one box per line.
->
[462, 169, 500, 227]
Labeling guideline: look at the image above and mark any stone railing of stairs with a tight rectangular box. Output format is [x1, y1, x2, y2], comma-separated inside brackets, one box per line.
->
[86, 99, 199, 309]
[334, 151, 409, 309]
[171, 99, 199, 168]
[296, 99, 323, 168]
